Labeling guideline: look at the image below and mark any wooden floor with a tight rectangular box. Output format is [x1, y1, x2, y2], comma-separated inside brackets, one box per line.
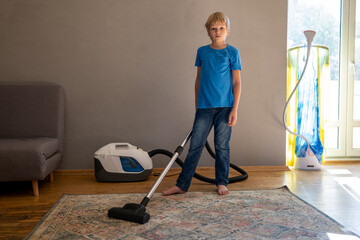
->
[1, 164, 360, 239]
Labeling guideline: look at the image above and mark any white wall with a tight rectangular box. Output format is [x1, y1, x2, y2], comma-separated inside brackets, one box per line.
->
[0, 0, 287, 169]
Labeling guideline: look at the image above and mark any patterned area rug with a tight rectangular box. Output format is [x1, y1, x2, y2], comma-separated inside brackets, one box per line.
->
[25, 186, 359, 240]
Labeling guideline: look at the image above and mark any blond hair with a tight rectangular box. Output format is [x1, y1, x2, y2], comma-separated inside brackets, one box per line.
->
[205, 12, 230, 33]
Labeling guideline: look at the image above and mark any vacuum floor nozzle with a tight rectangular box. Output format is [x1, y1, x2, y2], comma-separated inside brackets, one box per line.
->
[108, 203, 150, 224]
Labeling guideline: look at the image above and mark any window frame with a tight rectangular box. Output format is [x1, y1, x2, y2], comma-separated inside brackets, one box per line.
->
[325, 0, 360, 160]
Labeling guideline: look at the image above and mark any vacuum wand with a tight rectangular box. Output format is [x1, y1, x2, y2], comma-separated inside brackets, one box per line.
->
[108, 130, 192, 224]
[144, 130, 192, 200]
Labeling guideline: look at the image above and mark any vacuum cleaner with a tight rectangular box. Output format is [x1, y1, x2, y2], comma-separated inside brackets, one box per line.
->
[94, 143, 153, 182]
[107, 129, 248, 224]
[94, 134, 248, 184]
[283, 30, 322, 170]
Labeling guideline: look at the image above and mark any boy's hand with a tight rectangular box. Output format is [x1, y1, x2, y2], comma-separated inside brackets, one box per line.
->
[227, 109, 237, 127]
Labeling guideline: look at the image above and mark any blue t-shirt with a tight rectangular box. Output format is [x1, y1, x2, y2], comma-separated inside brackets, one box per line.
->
[195, 44, 241, 109]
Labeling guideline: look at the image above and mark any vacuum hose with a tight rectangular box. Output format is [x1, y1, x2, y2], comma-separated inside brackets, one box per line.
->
[148, 141, 248, 184]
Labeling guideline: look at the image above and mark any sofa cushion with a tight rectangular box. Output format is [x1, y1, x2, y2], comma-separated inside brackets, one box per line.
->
[0, 83, 65, 141]
[0, 137, 59, 159]
[0, 138, 61, 182]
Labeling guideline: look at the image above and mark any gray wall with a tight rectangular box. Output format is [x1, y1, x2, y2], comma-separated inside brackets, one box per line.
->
[0, 0, 287, 169]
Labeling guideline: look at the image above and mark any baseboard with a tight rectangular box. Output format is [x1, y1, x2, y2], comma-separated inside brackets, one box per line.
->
[323, 160, 360, 165]
[54, 166, 289, 176]
[55, 169, 95, 175]
[238, 166, 290, 171]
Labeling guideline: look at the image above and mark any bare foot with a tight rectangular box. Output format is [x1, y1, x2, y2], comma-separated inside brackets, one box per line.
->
[162, 186, 186, 196]
[217, 185, 229, 195]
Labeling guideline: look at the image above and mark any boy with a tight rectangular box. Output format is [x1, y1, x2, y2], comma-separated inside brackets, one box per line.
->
[162, 12, 241, 196]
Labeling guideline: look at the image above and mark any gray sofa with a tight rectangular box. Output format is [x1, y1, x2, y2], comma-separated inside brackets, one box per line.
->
[0, 83, 64, 195]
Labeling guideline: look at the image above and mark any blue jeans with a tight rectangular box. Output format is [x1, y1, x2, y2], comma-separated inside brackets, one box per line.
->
[176, 107, 232, 192]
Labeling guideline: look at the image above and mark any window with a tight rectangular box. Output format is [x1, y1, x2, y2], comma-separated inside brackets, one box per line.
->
[288, 0, 360, 160]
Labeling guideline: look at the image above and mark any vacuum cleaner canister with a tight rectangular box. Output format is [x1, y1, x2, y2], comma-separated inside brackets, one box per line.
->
[94, 143, 153, 182]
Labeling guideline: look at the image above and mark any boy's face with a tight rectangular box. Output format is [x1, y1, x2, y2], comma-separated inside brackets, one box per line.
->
[208, 21, 229, 44]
